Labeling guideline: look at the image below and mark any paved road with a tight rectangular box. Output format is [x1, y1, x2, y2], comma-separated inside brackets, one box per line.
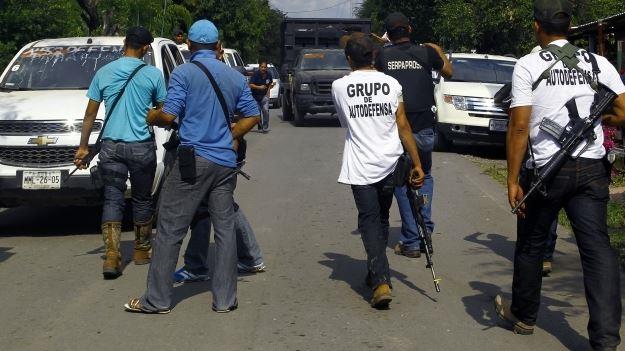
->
[1, 110, 624, 351]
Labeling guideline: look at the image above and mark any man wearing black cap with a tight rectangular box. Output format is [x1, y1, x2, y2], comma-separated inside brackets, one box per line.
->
[173, 29, 184, 45]
[374, 12, 452, 258]
[496, 1, 625, 349]
[74, 26, 167, 279]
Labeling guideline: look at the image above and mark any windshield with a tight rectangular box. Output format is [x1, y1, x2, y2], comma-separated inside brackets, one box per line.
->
[447, 58, 515, 84]
[298, 51, 349, 70]
[1, 45, 154, 90]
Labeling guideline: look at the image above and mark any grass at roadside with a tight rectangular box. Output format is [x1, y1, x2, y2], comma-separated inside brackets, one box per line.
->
[471, 156, 625, 265]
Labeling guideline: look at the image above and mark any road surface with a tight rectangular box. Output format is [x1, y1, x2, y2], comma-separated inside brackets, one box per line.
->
[0, 110, 623, 350]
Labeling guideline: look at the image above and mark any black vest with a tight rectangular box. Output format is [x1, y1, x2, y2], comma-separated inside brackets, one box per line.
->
[378, 43, 436, 132]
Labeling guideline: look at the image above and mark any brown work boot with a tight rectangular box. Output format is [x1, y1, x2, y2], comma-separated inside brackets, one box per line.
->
[494, 294, 535, 335]
[542, 261, 552, 276]
[371, 283, 392, 309]
[133, 218, 153, 265]
[102, 222, 122, 279]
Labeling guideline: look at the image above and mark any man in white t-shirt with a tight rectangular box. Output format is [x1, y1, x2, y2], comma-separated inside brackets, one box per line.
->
[332, 35, 425, 309]
[496, 1, 625, 349]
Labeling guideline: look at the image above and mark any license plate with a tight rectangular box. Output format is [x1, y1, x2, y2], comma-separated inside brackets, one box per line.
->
[22, 171, 61, 190]
[489, 119, 508, 132]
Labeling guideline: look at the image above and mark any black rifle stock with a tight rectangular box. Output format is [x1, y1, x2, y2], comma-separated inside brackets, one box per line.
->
[406, 187, 441, 293]
[511, 84, 618, 214]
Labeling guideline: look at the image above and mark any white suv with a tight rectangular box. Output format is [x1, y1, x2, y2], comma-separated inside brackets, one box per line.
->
[434, 53, 517, 149]
[0, 36, 185, 207]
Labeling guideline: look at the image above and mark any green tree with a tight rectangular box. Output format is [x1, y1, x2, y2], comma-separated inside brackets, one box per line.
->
[183, 0, 272, 62]
[0, 0, 84, 68]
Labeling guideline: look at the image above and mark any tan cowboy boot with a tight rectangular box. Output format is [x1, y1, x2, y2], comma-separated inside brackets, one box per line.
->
[102, 222, 122, 279]
[133, 218, 152, 265]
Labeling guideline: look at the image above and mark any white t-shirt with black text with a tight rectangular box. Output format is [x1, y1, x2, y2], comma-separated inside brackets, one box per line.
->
[332, 70, 404, 185]
[511, 39, 625, 168]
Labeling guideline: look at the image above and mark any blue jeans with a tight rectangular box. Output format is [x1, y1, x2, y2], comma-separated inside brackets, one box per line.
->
[99, 140, 156, 224]
[256, 96, 270, 130]
[394, 127, 435, 250]
[183, 199, 264, 274]
[543, 219, 558, 262]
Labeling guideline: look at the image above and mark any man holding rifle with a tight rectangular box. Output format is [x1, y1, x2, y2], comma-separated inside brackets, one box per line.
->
[74, 27, 167, 279]
[497, 1, 625, 349]
[332, 35, 424, 309]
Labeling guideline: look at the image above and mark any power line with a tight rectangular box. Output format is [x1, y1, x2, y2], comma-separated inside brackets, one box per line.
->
[282, 0, 351, 15]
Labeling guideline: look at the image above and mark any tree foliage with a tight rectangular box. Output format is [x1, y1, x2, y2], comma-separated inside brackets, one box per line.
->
[0, 0, 283, 69]
[357, 0, 625, 57]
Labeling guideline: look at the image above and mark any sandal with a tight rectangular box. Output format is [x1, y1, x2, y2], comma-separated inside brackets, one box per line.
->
[124, 298, 171, 314]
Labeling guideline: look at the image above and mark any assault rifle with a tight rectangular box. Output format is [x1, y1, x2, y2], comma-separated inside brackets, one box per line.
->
[406, 187, 441, 292]
[511, 83, 618, 214]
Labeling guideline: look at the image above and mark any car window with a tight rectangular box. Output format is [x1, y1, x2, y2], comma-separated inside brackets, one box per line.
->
[161, 46, 175, 84]
[1, 45, 153, 90]
[168, 44, 185, 66]
[223, 53, 236, 67]
[298, 51, 349, 70]
[447, 58, 516, 84]
[234, 52, 244, 67]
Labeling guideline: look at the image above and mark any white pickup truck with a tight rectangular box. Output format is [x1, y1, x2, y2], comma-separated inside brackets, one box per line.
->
[0, 37, 185, 207]
[434, 53, 517, 150]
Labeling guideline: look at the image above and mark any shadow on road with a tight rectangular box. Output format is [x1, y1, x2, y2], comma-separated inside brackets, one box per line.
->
[0, 246, 15, 263]
[0, 205, 137, 237]
[81, 240, 137, 274]
[462, 281, 590, 350]
[278, 113, 341, 128]
[319, 252, 437, 303]
[0, 206, 102, 237]
[464, 232, 515, 263]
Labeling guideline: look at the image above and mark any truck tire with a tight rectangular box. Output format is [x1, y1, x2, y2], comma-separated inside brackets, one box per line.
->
[434, 129, 451, 151]
[281, 94, 293, 121]
[293, 105, 306, 127]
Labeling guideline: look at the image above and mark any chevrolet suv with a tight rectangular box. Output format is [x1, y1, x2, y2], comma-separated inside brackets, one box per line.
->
[0, 37, 184, 207]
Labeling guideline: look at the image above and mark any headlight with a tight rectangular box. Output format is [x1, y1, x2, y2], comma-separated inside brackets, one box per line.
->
[300, 83, 310, 92]
[443, 95, 468, 111]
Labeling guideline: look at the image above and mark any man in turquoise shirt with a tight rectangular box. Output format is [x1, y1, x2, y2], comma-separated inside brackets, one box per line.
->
[74, 26, 167, 279]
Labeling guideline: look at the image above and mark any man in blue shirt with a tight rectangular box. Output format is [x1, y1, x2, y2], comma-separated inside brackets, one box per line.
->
[124, 19, 260, 314]
[74, 27, 167, 279]
[249, 61, 274, 132]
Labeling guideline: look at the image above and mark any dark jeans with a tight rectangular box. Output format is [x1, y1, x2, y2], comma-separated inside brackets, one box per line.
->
[543, 219, 558, 262]
[140, 154, 237, 311]
[351, 175, 394, 290]
[99, 140, 156, 223]
[511, 158, 621, 350]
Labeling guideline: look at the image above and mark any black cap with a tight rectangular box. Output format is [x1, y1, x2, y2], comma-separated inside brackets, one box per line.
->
[125, 26, 154, 46]
[534, 0, 573, 24]
[173, 28, 183, 36]
[384, 12, 410, 31]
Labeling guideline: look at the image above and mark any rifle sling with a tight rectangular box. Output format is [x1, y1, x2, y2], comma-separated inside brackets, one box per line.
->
[191, 61, 232, 134]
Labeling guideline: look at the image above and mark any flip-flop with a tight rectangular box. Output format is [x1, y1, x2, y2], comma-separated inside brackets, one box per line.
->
[124, 298, 171, 314]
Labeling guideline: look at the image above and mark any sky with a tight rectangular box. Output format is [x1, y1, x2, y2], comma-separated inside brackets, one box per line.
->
[269, 0, 358, 18]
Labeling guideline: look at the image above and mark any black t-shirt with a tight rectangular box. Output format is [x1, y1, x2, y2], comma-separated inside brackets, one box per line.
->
[250, 70, 273, 101]
[375, 43, 444, 132]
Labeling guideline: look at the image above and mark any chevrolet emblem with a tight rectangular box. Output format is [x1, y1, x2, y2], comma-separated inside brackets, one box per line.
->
[28, 136, 58, 146]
